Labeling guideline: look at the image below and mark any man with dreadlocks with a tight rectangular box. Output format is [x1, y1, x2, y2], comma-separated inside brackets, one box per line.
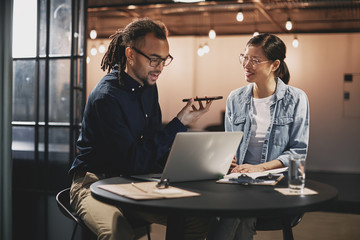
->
[68, 18, 213, 239]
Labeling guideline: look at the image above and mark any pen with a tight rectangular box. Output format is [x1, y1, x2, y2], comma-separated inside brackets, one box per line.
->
[131, 182, 148, 193]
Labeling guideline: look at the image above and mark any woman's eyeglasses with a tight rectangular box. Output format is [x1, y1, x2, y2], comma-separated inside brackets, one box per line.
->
[239, 53, 270, 67]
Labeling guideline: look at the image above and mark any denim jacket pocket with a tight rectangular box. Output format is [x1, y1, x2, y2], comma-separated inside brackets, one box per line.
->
[272, 117, 294, 146]
[232, 115, 246, 131]
[273, 117, 293, 125]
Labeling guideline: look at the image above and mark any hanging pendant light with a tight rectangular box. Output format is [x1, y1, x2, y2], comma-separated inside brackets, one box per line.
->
[292, 36, 299, 48]
[209, 28, 216, 40]
[236, 11, 244, 22]
[90, 46, 97, 56]
[90, 29, 97, 39]
[286, 18, 293, 31]
[99, 43, 106, 53]
[203, 43, 210, 54]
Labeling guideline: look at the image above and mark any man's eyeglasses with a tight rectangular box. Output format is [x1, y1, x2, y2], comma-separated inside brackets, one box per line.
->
[239, 54, 270, 67]
[132, 47, 173, 67]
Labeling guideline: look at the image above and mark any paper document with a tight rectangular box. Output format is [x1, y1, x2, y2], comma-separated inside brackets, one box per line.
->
[223, 167, 288, 180]
[98, 182, 200, 200]
[217, 167, 288, 185]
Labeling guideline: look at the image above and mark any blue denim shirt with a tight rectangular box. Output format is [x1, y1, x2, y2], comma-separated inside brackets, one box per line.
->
[225, 78, 309, 167]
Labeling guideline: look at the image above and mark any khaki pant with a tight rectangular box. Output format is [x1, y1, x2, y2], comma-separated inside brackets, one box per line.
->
[207, 217, 256, 240]
[70, 172, 210, 240]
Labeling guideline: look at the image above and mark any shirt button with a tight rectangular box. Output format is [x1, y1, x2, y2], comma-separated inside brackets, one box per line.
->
[140, 135, 144, 139]
[131, 88, 135, 91]
[145, 114, 148, 118]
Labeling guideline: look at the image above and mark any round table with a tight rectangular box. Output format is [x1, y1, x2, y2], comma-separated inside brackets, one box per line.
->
[91, 177, 338, 239]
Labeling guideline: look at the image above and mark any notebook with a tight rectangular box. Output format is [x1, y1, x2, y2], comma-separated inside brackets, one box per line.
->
[132, 131, 243, 183]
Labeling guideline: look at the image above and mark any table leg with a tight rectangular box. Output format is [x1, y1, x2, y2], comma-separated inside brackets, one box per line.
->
[166, 214, 185, 240]
[281, 216, 294, 240]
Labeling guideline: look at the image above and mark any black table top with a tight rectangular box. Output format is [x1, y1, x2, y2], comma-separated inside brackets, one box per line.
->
[90, 177, 338, 218]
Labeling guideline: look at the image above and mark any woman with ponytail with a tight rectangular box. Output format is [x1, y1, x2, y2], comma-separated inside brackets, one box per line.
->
[207, 34, 310, 239]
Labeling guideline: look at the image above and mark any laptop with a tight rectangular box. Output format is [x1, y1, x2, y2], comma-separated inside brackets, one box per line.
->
[132, 131, 243, 183]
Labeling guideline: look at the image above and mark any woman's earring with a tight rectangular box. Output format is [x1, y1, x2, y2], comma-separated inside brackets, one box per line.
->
[129, 60, 133, 65]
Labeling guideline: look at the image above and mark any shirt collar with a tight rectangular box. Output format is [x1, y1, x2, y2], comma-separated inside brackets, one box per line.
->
[111, 67, 144, 93]
[240, 77, 287, 104]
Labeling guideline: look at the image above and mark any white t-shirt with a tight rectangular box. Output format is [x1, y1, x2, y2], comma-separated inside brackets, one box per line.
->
[244, 94, 275, 165]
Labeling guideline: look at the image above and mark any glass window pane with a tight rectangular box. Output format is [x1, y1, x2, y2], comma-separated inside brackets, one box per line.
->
[75, 58, 86, 123]
[77, 0, 85, 56]
[12, 60, 37, 121]
[50, 0, 72, 56]
[12, 126, 35, 161]
[39, 0, 48, 57]
[49, 59, 70, 122]
[39, 60, 46, 122]
[12, 0, 37, 58]
[49, 127, 69, 163]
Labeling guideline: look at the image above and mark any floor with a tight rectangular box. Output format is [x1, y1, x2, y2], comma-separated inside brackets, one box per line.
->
[139, 212, 360, 239]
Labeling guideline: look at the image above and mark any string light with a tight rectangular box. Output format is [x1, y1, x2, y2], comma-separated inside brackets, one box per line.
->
[209, 28, 216, 39]
[286, 18, 293, 31]
[236, 11, 244, 22]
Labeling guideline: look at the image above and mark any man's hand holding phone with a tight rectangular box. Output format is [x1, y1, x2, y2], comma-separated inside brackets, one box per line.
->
[176, 96, 215, 126]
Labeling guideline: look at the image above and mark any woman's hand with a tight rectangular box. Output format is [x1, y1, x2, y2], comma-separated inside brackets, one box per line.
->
[231, 159, 284, 173]
[231, 164, 266, 173]
[228, 157, 238, 174]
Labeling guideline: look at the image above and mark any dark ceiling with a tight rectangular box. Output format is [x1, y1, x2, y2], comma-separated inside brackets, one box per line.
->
[87, 0, 360, 39]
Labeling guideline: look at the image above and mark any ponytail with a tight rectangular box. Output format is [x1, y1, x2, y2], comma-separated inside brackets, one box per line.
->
[276, 61, 290, 84]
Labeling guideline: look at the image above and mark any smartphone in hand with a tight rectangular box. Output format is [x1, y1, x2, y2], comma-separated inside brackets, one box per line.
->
[182, 96, 223, 102]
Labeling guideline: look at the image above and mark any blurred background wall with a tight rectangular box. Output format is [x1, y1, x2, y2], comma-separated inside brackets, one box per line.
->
[87, 33, 360, 173]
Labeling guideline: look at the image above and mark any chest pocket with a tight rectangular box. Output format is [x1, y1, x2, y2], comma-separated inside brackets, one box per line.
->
[232, 115, 246, 131]
[272, 117, 294, 146]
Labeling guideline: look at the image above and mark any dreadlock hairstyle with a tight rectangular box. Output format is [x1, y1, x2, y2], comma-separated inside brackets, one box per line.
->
[247, 33, 290, 84]
[100, 18, 169, 85]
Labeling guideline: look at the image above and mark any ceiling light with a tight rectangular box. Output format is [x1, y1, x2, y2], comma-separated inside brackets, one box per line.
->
[292, 36, 299, 48]
[286, 18, 293, 31]
[236, 11, 244, 22]
[90, 29, 97, 39]
[208, 29, 216, 40]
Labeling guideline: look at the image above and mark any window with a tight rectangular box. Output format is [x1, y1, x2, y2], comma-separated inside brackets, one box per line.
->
[12, 0, 86, 239]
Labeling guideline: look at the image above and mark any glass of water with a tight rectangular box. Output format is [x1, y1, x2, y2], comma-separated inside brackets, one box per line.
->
[288, 154, 306, 193]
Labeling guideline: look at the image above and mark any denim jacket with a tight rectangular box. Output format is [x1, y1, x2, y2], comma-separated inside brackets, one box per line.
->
[225, 78, 309, 167]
